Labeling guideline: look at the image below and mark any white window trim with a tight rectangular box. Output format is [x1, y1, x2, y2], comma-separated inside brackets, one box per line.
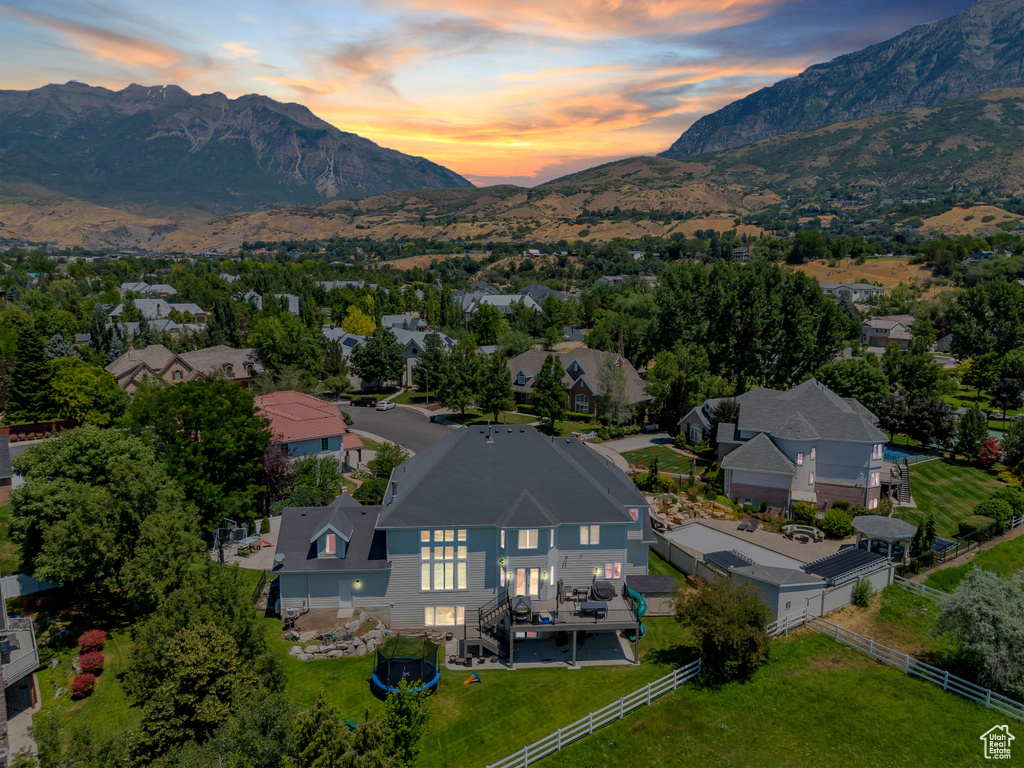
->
[580, 525, 600, 545]
[518, 529, 538, 550]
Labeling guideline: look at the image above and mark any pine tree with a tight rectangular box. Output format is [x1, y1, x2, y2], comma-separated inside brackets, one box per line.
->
[436, 337, 480, 415]
[88, 304, 111, 357]
[44, 333, 78, 361]
[531, 353, 567, 426]
[477, 353, 514, 421]
[412, 333, 448, 395]
[7, 328, 54, 422]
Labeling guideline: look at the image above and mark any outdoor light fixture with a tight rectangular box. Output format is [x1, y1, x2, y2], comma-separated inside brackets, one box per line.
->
[594, 568, 600, 576]
[498, 556, 506, 567]
[355, 579, 361, 588]
[541, 571, 547, 580]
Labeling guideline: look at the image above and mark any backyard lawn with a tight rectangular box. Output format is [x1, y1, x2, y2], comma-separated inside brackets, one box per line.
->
[621, 445, 695, 474]
[443, 410, 536, 427]
[541, 633, 1002, 768]
[894, 458, 1006, 537]
[925, 533, 1024, 593]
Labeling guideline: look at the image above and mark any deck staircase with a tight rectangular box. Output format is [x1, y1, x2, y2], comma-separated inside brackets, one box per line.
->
[466, 593, 511, 658]
[892, 459, 912, 505]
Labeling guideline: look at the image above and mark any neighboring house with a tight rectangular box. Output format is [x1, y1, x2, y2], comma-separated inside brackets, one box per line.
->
[563, 326, 586, 343]
[382, 314, 429, 332]
[317, 280, 377, 291]
[459, 293, 541, 321]
[507, 348, 649, 415]
[470, 279, 501, 295]
[0, 435, 11, 505]
[523, 283, 568, 304]
[277, 426, 654, 663]
[105, 344, 264, 392]
[391, 329, 455, 386]
[274, 294, 300, 316]
[820, 283, 886, 303]
[108, 318, 201, 339]
[119, 281, 177, 298]
[861, 315, 915, 350]
[108, 299, 208, 326]
[234, 290, 263, 311]
[935, 333, 955, 353]
[219, 273, 241, 284]
[254, 390, 364, 466]
[679, 379, 886, 514]
[732, 247, 750, 264]
[322, 328, 365, 356]
[594, 275, 658, 288]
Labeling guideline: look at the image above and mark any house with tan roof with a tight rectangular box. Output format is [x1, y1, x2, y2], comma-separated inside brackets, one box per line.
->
[506, 348, 649, 416]
[254, 390, 364, 467]
[105, 344, 263, 392]
[861, 314, 914, 350]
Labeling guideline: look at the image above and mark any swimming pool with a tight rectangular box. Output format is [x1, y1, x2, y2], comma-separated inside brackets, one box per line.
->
[883, 445, 920, 462]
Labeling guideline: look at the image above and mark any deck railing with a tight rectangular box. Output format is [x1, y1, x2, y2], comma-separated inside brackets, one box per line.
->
[485, 658, 701, 768]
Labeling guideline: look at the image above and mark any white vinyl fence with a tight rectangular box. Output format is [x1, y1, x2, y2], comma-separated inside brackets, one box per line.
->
[485, 658, 701, 768]
[767, 609, 1024, 722]
[892, 574, 949, 602]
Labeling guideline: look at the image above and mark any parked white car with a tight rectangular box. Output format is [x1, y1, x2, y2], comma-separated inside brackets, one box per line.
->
[376, 401, 396, 411]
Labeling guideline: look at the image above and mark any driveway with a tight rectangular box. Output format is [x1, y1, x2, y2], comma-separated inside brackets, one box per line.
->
[341, 403, 454, 453]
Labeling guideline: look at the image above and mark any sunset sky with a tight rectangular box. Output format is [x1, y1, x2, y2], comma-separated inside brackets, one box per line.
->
[0, 0, 973, 186]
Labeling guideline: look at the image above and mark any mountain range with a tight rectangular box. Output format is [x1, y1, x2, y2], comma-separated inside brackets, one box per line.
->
[661, 0, 1024, 157]
[0, 82, 472, 214]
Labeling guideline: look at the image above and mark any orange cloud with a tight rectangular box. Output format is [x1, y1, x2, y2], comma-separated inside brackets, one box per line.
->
[0, 4, 188, 74]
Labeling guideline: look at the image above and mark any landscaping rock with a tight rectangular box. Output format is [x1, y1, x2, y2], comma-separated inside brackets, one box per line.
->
[343, 646, 355, 656]
[306, 645, 320, 654]
[350, 636, 363, 647]
[289, 645, 304, 657]
[345, 619, 361, 632]
[355, 645, 367, 656]
[298, 630, 317, 642]
[297, 652, 312, 661]
[365, 639, 378, 653]
[327, 650, 343, 658]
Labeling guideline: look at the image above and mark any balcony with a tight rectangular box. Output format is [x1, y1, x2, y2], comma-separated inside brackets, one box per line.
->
[1, 617, 39, 687]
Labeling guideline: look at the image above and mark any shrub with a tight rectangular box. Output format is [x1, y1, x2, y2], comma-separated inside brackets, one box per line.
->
[973, 498, 1013, 528]
[821, 508, 853, 539]
[260, 516, 271, 535]
[792, 501, 818, 525]
[77, 629, 108, 654]
[830, 500, 850, 511]
[341, 411, 353, 426]
[991, 486, 1024, 519]
[71, 673, 96, 698]
[958, 515, 996, 538]
[78, 651, 105, 675]
[516, 404, 536, 415]
[851, 578, 874, 607]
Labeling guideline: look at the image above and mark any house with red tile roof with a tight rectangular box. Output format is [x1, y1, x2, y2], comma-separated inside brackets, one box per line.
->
[254, 390, 363, 466]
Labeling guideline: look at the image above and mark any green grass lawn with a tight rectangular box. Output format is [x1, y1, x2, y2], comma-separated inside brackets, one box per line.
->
[925, 533, 1024, 593]
[894, 458, 1006, 537]
[0, 504, 22, 575]
[540, 632, 1002, 768]
[389, 389, 431, 406]
[648, 551, 690, 590]
[443, 410, 536, 427]
[621, 446, 695, 474]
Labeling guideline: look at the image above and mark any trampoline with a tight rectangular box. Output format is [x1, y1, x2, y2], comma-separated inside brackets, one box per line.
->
[371, 636, 441, 696]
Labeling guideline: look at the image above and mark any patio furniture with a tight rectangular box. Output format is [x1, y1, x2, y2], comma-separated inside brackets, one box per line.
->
[738, 517, 751, 530]
[579, 601, 607, 619]
[745, 518, 759, 532]
[589, 581, 615, 602]
[511, 594, 533, 624]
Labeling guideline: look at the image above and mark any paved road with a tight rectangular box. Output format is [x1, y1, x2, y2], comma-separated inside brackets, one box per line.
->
[342, 404, 454, 453]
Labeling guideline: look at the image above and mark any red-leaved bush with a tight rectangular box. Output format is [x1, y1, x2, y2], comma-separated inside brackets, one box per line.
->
[77, 630, 108, 654]
[71, 673, 96, 699]
[78, 651, 105, 675]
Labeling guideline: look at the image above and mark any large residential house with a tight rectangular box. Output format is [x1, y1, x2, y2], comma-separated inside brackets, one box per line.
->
[678, 379, 887, 514]
[382, 314, 429, 332]
[255, 390, 364, 467]
[108, 299, 208, 327]
[276, 426, 654, 664]
[820, 283, 886, 303]
[506, 349, 649, 415]
[523, 283, 569, 304]
[459, 293, 540, 322]
[119, 281, 177, 298]
[861, 315, 914, 350]
[105, 344, 264, 392]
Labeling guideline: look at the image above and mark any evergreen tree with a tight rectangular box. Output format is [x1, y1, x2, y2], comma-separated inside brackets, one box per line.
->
[531, 353, 567, 426]
[88, 303, 111, 357]
[207, 297, 242, 347]
[350, 328, 405, 389]
[7, 328, 54, 421]
[44, 333, 79, 361]
[477, 353, 514, 421]
[436, 337, 480, 415]
[413, 333, 449, 397]
[470, 303, 504, 345]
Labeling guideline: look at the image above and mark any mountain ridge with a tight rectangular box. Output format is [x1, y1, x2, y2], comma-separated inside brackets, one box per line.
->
[0, 81, 473, 214]
[661, 0, 1024, 158]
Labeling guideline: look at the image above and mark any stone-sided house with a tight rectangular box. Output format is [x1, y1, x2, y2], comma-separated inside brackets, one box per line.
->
[506, 349, 649, 416]
[277, 426, 655, 664]
[679, 379, 887, 514]
[254, 390, 364, 467]
[105, 344, 264, 392]
[861, 315, 914, 350]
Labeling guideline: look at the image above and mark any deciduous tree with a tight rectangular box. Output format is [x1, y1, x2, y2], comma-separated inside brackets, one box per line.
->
[350, 328, 405, 389]
[531, 353, 567, 426]
[477, 353, 514, 421]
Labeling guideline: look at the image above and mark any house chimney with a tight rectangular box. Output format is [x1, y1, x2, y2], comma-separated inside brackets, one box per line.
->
[390, 481, 398, 503]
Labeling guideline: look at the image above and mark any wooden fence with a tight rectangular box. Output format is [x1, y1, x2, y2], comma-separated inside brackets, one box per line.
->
[767, 609, 1024, 722]
[485, 658, 702, 768]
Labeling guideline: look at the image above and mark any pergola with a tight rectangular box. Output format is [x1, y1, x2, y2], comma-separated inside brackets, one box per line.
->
[852, 515, 917, 563]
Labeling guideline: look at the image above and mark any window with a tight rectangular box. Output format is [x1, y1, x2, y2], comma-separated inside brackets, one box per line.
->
[224, 365, 234, 378]
[516, 372, 526, 386]
[574, 394, 589, 413]
[872, 443, 884, 460]
[604, 563, 621, 579]
[810, 448, 816, 461]
[869, 471, 880, 487]
[550, 529, 554, 547]
[173, 370, 182, 381]
[321, 437, 329, 451]
[424, 607, 466, 627]
[808, 472, 814, 484]
[689, 424, 700, 443]
[500, 530, 505, 548]
[785, 601, 792, 611]
[628, 508, 639, 521]
[869, 497, 879, 510]
[421, 531, 468, 591]
[796, 453, 804, 466]
[324, 534, 335, 555]
[517, 529, 538, 549]
[580, 525, 600, 545]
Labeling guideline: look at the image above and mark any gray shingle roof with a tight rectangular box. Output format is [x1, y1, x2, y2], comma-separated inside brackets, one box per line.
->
[732, 563, 824, 587]
[735, 379, 885, 443]
[851, 515, 917, 539]
[721, 432, 796, 475]
[376, 427, 648, 529]
[506, 349, 649, 405]
[277, 495, 389, 573]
